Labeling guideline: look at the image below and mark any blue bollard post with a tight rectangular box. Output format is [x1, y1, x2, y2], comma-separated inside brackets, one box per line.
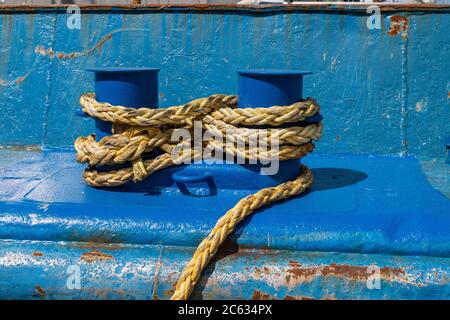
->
[78, 68, 321, 193]
[237, 69, 321, 182]
[238, 69, 311, 108]
[86, 67, 160, 140]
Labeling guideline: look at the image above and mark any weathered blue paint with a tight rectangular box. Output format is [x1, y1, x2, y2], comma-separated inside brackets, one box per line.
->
[0, 6, 449, 159]
[1, 238, 450, 300]
[0, 5, 449, 300]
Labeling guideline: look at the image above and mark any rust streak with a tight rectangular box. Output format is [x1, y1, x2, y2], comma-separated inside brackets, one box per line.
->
[35, 285, 46, 297]
[80, 250, 114, 263]
[68, 242, 124, 251]
[388, 15, 409, 38]
[32, 251, 43, 257]
[34, 46, 54, 59]
[57, 33, 112, 59]
[37, 28, 149, 60]
[286, 262, 406, 284]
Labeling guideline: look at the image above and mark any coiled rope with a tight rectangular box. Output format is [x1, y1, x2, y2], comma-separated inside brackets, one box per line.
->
[74, 93, 323, 299]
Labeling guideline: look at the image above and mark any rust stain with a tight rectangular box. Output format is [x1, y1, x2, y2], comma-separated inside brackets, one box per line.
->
[34, 46, 54, 59]
[288, 260, 301, 268]
[447, 91, 450, 99]
[388, 15, 409, 38]
[56, 32, 113, 59]
[252, 290, 323, 300]
[80, 250, 114, 263]
[32, 251, 43, 257]
[35, 285, 46, 297]
[68, 242, 124, 251]
[263, 266, 270, 275]
[36, 28, 148, 61]
[66, 232, 124, 248]
[251, 290, 272, 300]
[285, 262, 406, 284]
[0, 69, 35, 87]
[248, 261, 420, 291]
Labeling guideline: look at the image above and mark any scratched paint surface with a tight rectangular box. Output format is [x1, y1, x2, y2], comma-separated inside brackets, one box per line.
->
[0, 8, 449, 159]
[1, 239, 450, 300]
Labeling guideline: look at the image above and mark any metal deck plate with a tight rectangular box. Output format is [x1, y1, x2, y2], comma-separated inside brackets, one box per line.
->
[0, 150, 449, 257]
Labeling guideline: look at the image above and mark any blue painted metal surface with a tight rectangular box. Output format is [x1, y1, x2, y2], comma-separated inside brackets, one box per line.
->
[0, 147, 447, 299]
[87, 67, 160, 139]
[237, 69, 311, 108]
[0, 5, 449, 299]
[0, 6, 449, 159]
[1, 239, 450, 300]
[0, 149, 448, 257]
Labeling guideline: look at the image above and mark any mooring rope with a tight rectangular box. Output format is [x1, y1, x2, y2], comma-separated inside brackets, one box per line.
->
[74, 93, 323, 299]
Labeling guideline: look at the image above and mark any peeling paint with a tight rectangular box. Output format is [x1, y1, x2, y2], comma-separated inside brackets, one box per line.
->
[2, 239, 450, 300]
[68, 242, 124, 251]
[251, 289, 272, 300]
[250, 261, 428, 290]
[80, 250, 114, 263]
[415, 100, 428, 112]
[0, 252, 64, 267]
[286, 261, 406, 284]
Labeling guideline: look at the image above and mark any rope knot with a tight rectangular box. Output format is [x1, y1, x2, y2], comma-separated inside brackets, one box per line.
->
[75, 93, 322, 299]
